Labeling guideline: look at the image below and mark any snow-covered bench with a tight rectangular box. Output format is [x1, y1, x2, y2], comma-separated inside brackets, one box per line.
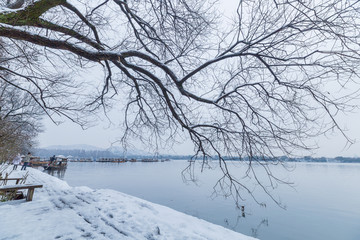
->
[0, 184, 43, 201]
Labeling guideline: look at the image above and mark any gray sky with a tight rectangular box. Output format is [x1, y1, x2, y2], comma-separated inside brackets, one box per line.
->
[37, 117, 195, 155]
[37, 104, 360, 157]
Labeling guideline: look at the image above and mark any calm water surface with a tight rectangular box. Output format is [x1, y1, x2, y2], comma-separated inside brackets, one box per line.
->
[47, 161, 360, 240]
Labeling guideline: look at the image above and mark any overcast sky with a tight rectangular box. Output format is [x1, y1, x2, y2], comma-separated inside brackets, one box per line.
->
[37, 117, 195, 155]
[37, 107, 360, 157]
[36, 1, 360, 158]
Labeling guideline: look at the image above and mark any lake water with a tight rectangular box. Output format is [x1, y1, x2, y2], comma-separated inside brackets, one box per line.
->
[46, 161, 360, 240]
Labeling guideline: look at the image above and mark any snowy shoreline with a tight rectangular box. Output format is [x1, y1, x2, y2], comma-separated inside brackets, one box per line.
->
[0, 167, 257, 240]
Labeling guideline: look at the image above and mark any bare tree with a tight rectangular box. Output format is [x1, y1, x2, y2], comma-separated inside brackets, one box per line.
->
[0, 81, 43, 162]
[0, 35, 44, 162]
[0, 0, 360, 204]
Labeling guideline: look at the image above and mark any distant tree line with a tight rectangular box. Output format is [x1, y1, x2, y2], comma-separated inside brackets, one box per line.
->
[222, 155, 360, 163]
[34, 148, 360, 163]
[34, 148, 190, 160]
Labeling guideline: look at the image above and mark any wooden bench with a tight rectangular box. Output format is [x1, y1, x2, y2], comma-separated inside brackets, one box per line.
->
[0, 184, 43, 201]
[0, 177, 23, 185]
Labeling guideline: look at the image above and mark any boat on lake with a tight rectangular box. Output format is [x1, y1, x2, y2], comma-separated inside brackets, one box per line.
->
[43, 156, 68, 170]
[29, 156, 49, 167]
[96, 158, 126, 163]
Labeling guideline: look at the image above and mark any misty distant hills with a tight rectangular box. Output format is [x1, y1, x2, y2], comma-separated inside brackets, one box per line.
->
[43, 144, 104, 151]
[36, 144, 151, 159]
[107, 145, 150, 156]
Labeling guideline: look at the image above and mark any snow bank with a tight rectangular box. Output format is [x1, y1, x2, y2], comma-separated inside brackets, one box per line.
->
[0, 167, 257, 240]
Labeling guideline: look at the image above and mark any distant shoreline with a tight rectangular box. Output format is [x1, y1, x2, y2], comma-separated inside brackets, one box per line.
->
[33, 147, 360, 164]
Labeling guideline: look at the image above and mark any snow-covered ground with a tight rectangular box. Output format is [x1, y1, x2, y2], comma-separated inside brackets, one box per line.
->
[0, 167, 257, 240]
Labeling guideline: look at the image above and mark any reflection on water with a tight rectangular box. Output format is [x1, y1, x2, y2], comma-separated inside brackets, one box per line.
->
[251, 219, 269, 238]
[43, 168, 67, 179]
[52, 161, 360, 240]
